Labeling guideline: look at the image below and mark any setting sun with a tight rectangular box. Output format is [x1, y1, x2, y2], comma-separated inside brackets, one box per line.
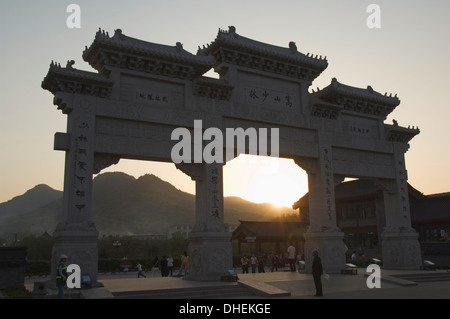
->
[224, 155, 308, 208]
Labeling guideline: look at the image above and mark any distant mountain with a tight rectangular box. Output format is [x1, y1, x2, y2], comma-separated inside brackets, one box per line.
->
[0, 184, 62, 220]
[0, 172, 296, 237]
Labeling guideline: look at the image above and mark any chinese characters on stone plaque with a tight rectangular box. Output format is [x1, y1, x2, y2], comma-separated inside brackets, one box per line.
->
[135, 90, 169, 104]
[246, 87, 293, 108]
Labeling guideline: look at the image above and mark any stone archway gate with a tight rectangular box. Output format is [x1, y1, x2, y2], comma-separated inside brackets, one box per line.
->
[42, 27, 422, 284]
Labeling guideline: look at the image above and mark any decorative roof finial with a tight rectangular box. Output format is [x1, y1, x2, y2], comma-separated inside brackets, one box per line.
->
[114, 29, 124, 40]
[175, 42, 183, 53]
[66, 60, 75, 69]
[289, 41, 297, 53]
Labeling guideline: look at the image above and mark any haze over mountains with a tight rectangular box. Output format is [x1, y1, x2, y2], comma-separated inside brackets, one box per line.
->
[0, 172, 296, 238]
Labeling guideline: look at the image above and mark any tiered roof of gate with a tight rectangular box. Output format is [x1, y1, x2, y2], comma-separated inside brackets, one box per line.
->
[82, 28, 215, 80]
[41, 60, 113, 101]
[312, 77, 400, 118]
[197, 26, 328, 82]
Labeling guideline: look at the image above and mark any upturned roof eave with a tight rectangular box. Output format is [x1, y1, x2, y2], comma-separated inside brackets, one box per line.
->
[312, 77, 401, 108]
[41, 61, 113, 93]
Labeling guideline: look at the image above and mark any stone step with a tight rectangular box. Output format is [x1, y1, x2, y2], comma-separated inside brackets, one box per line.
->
[112, 284, 252, 299]
[393, 272, 450, 283]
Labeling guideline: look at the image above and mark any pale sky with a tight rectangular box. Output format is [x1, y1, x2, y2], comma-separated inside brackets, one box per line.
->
[1, 1, 449, 207]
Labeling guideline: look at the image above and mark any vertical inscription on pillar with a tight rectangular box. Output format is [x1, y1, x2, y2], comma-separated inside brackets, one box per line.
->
[322, 147, 334, 222]
[73, 117, 92, 214]
[397, 160, 409, 220]
[209, 165, 221, 220]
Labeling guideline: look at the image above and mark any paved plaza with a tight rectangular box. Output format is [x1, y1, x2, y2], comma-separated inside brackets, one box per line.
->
[25, 267, 450, 299]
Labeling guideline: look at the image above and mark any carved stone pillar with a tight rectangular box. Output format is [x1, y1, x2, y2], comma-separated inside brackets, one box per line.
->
[50, 94, 99, 287]
[375, 151, 421, 269]
[176, 162, 232, 281]
[295, 146, 346, 274]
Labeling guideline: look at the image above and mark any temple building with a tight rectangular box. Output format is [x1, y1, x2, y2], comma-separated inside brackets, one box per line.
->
[293, 179, 450, 255]
[231, 221, 307, 256]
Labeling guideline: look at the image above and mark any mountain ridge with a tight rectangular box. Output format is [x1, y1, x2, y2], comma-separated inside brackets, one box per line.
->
[0, 172, 296, 237]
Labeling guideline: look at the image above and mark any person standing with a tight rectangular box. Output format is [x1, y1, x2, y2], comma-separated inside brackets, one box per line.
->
[270, 252, 279, 272]
[241, 255, 249, 274]
[351, 251, 357, 262]
[312, 250, 323, 297]
[257, 256, 265, 273]
[160, 256, 168, 277]
[56, 254, 68, 299]
[250, 255, 258, 273]
[167, 255, 174, 276]
[287, 242, 296, 272]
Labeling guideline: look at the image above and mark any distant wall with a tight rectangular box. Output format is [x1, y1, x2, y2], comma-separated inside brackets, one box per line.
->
[0, 247, 27, 289]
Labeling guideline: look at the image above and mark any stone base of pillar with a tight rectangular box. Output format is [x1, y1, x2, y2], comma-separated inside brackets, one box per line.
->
[381, 230, 422, 270]
[304, 230, 346, 274]
[49, 223, 100, 288]
[185, 231, 232, 281]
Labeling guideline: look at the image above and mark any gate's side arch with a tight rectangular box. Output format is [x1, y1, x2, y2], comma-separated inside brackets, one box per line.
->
[42, 26, 421, 284]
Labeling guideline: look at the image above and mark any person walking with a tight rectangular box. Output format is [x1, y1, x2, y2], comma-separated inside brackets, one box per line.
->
[287, 242, 296, 272]
[56, 254, 68, 299]
[137, 261, 146, 278]
[312, 250, 323, 297]
[177, 251, 189, 277]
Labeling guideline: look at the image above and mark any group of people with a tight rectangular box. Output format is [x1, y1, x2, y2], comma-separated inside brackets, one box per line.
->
[238, 243, 324, 297]
[240, 254, 266, 274]
[350, 250, 368, 267]
[136, 255, 172, 278]
[240, 243, 302, 274]
[137, 251, 189, 278]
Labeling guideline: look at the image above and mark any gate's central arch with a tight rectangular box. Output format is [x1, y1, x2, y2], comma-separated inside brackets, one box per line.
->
[42, 26, 422, 284]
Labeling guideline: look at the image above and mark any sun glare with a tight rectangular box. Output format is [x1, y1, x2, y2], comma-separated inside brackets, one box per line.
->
[224, 155, 308, 208]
